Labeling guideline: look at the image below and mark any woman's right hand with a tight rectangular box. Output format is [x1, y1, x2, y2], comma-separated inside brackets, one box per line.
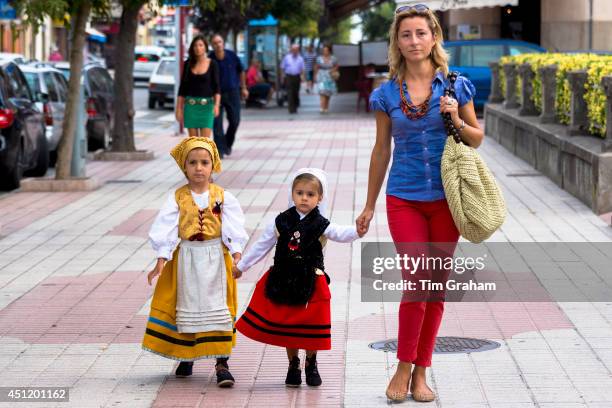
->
[356, 208, 374, 236]
[175, 110, 183, 125]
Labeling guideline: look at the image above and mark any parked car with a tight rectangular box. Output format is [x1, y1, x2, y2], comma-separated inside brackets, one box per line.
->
[444, 39, 546, 108]
[0, 61, 47, 190]
[148, 57, 175, 109]
[134, 45, 170, 82]
[49, 61, 114, 151]
[0, 52, 27, 65]
[20, 64, 69, 164]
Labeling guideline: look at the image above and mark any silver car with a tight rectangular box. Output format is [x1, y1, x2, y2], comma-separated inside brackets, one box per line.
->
[134, 45, 169, 82]
[20, 64, 68, 160]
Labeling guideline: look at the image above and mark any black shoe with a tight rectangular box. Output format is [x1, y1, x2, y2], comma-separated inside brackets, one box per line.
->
[226, 146, 232, 156]
[175, 361, 193, 377]
[285, 356, 302, 387]
[215, 359, 235, 388]
[305, 355, 322, 386]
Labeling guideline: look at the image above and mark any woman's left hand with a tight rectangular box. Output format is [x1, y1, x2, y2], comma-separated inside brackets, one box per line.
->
[214, 104, 220, 117]
[440, 95, 460, 123]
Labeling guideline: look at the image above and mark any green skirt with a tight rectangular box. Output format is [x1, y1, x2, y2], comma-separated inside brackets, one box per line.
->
[184, 96, 214, 129]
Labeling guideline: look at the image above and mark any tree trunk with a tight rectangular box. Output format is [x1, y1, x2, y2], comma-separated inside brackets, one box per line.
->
[55, 2, 91, 179]
[110, 2, 142, 152]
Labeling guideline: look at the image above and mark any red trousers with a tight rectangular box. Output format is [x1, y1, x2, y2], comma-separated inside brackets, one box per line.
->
[386, 195, 460, 366]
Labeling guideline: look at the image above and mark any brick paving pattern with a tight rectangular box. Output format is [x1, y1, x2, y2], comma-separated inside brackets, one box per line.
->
[0, 93, 611, 407]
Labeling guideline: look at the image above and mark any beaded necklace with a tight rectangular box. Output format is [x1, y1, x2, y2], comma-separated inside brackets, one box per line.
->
[399, 81, 432, 120]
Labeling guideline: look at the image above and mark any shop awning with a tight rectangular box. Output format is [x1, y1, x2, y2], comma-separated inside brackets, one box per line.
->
[396, 0, 518, 11]
[86, 27, 107, 43]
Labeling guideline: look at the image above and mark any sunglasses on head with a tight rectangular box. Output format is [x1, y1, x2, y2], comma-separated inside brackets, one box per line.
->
[395, 4, 430, 14]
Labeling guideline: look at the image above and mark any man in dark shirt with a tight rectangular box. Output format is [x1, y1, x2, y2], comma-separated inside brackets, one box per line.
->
[209, 34, 248, 157]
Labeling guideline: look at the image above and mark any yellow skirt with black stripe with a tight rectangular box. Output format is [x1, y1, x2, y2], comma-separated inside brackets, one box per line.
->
[142, 245, 237, 361]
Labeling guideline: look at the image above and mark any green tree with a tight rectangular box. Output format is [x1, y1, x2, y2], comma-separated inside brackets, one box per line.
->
[14, 0, 109, 179]
[360, 1, 395, 41]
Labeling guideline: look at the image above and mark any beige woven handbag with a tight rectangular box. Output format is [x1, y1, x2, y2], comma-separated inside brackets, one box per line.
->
[441, 136, 506, 243]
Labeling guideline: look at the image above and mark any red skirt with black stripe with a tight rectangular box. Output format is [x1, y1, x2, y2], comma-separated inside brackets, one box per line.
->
[236, 268, 331, 350]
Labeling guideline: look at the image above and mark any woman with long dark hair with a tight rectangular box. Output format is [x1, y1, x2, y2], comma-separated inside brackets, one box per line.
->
[356, 4, 483, 403]
[176, 35, 220, 137]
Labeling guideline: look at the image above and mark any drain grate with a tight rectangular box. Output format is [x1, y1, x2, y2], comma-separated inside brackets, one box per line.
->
[369, 337, 500, 354]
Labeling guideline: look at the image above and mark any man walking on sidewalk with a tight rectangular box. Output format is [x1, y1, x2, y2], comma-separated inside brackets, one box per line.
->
[210, 34, 248, 157]
[281, 44, 304, 114]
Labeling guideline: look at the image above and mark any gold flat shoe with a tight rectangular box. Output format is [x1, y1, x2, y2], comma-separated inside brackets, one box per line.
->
[410, 387, 436, 402]
[385, 388, 408, 403]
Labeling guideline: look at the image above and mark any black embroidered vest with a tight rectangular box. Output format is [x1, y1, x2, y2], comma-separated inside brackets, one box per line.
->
[265, 206, 330, 305]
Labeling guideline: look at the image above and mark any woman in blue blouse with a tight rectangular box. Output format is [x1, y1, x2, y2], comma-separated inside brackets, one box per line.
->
[356, 4, 484, 403]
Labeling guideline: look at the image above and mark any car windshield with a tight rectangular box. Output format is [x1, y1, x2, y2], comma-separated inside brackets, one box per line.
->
[23, 72, 41, 95]
[157, 61, 174, 76]
[59, 69, 70, 79]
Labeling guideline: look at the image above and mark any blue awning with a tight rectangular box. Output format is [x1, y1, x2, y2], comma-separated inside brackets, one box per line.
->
[86, 28, 106, 43]
[249, 14, 278, 27]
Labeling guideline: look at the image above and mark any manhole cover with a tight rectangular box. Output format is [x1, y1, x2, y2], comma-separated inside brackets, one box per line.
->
[369, 337, 500, 354]
[106, 179, 142, 184]
[506, 173, 543, 177]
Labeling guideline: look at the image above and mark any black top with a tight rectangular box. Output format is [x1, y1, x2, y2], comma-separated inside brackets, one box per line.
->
[265, 206, 330, 305]
[178, 59, 220, 98]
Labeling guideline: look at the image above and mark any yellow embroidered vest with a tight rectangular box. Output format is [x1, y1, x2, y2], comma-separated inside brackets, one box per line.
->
[175, 183, 224, 241]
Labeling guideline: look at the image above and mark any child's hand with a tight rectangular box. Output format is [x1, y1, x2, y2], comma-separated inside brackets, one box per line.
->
[231, 252, 242, 279]
[232, 265, 243, 279]
[147, 258, 165, 286]
[356, 220, 367, 238]
[356, 208, 373, 237]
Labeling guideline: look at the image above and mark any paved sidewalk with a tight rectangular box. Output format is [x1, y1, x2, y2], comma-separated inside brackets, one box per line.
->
[1, 92, 612, 408]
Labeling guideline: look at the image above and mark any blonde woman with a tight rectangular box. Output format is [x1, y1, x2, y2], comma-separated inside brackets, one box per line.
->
[356, 4, 483, 403]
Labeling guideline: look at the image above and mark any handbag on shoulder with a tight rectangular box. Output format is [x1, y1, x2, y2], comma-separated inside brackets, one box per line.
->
[440, 72, 506, 243]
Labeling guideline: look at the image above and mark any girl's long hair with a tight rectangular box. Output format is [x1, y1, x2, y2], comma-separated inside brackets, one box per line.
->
[387, 8, 449, 83]
[188, 35, 209, 69]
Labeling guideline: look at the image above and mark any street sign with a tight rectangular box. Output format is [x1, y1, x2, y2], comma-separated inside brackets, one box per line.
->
[0, 0, 16, 20]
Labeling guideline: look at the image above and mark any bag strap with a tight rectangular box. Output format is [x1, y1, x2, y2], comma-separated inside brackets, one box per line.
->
[442, 71, 463, 144]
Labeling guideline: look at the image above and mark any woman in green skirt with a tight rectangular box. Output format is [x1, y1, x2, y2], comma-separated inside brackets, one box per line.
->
[176, 35, 221, 137]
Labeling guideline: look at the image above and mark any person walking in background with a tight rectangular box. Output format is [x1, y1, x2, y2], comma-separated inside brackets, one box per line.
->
[246, 59, 273, 106]
[303, 45, 317, 94]
[356, 4, 482, 403]
[176, 35, 220, 138]
[281, 44, 304, 114]
[314, 44, 339, 114]
[209, 34, 248, 158]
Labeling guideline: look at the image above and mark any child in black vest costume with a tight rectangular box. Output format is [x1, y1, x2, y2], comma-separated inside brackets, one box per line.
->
[233, 168, 363, 387]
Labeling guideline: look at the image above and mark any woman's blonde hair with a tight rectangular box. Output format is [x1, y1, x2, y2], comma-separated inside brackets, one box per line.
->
[387, 8, 449, 82]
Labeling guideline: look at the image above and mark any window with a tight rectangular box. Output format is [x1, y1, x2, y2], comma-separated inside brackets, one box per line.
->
[460, 45, 504, 67]
[157, 60, 174, 76]
[44, 72, 59, 102]
[4, 64, 31, 100]
[24, 72, 42, 99]
[87, 69, 104, 92]
[509, 45, 539, 56]
[53, 73, 68, 102]
[445, 46, 459, 66]
[98, 69, 113, 93]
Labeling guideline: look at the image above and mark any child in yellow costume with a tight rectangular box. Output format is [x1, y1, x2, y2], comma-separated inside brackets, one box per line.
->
[142, 137, 248, 387]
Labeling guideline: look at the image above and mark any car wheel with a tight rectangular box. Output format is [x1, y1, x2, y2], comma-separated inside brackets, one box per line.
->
[25, 131, 49, 177]
[148, 96, 156, 109]
[158, 99, 165, 109]
[88, 122, 110, 151]
[0, 141, 24, 190]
